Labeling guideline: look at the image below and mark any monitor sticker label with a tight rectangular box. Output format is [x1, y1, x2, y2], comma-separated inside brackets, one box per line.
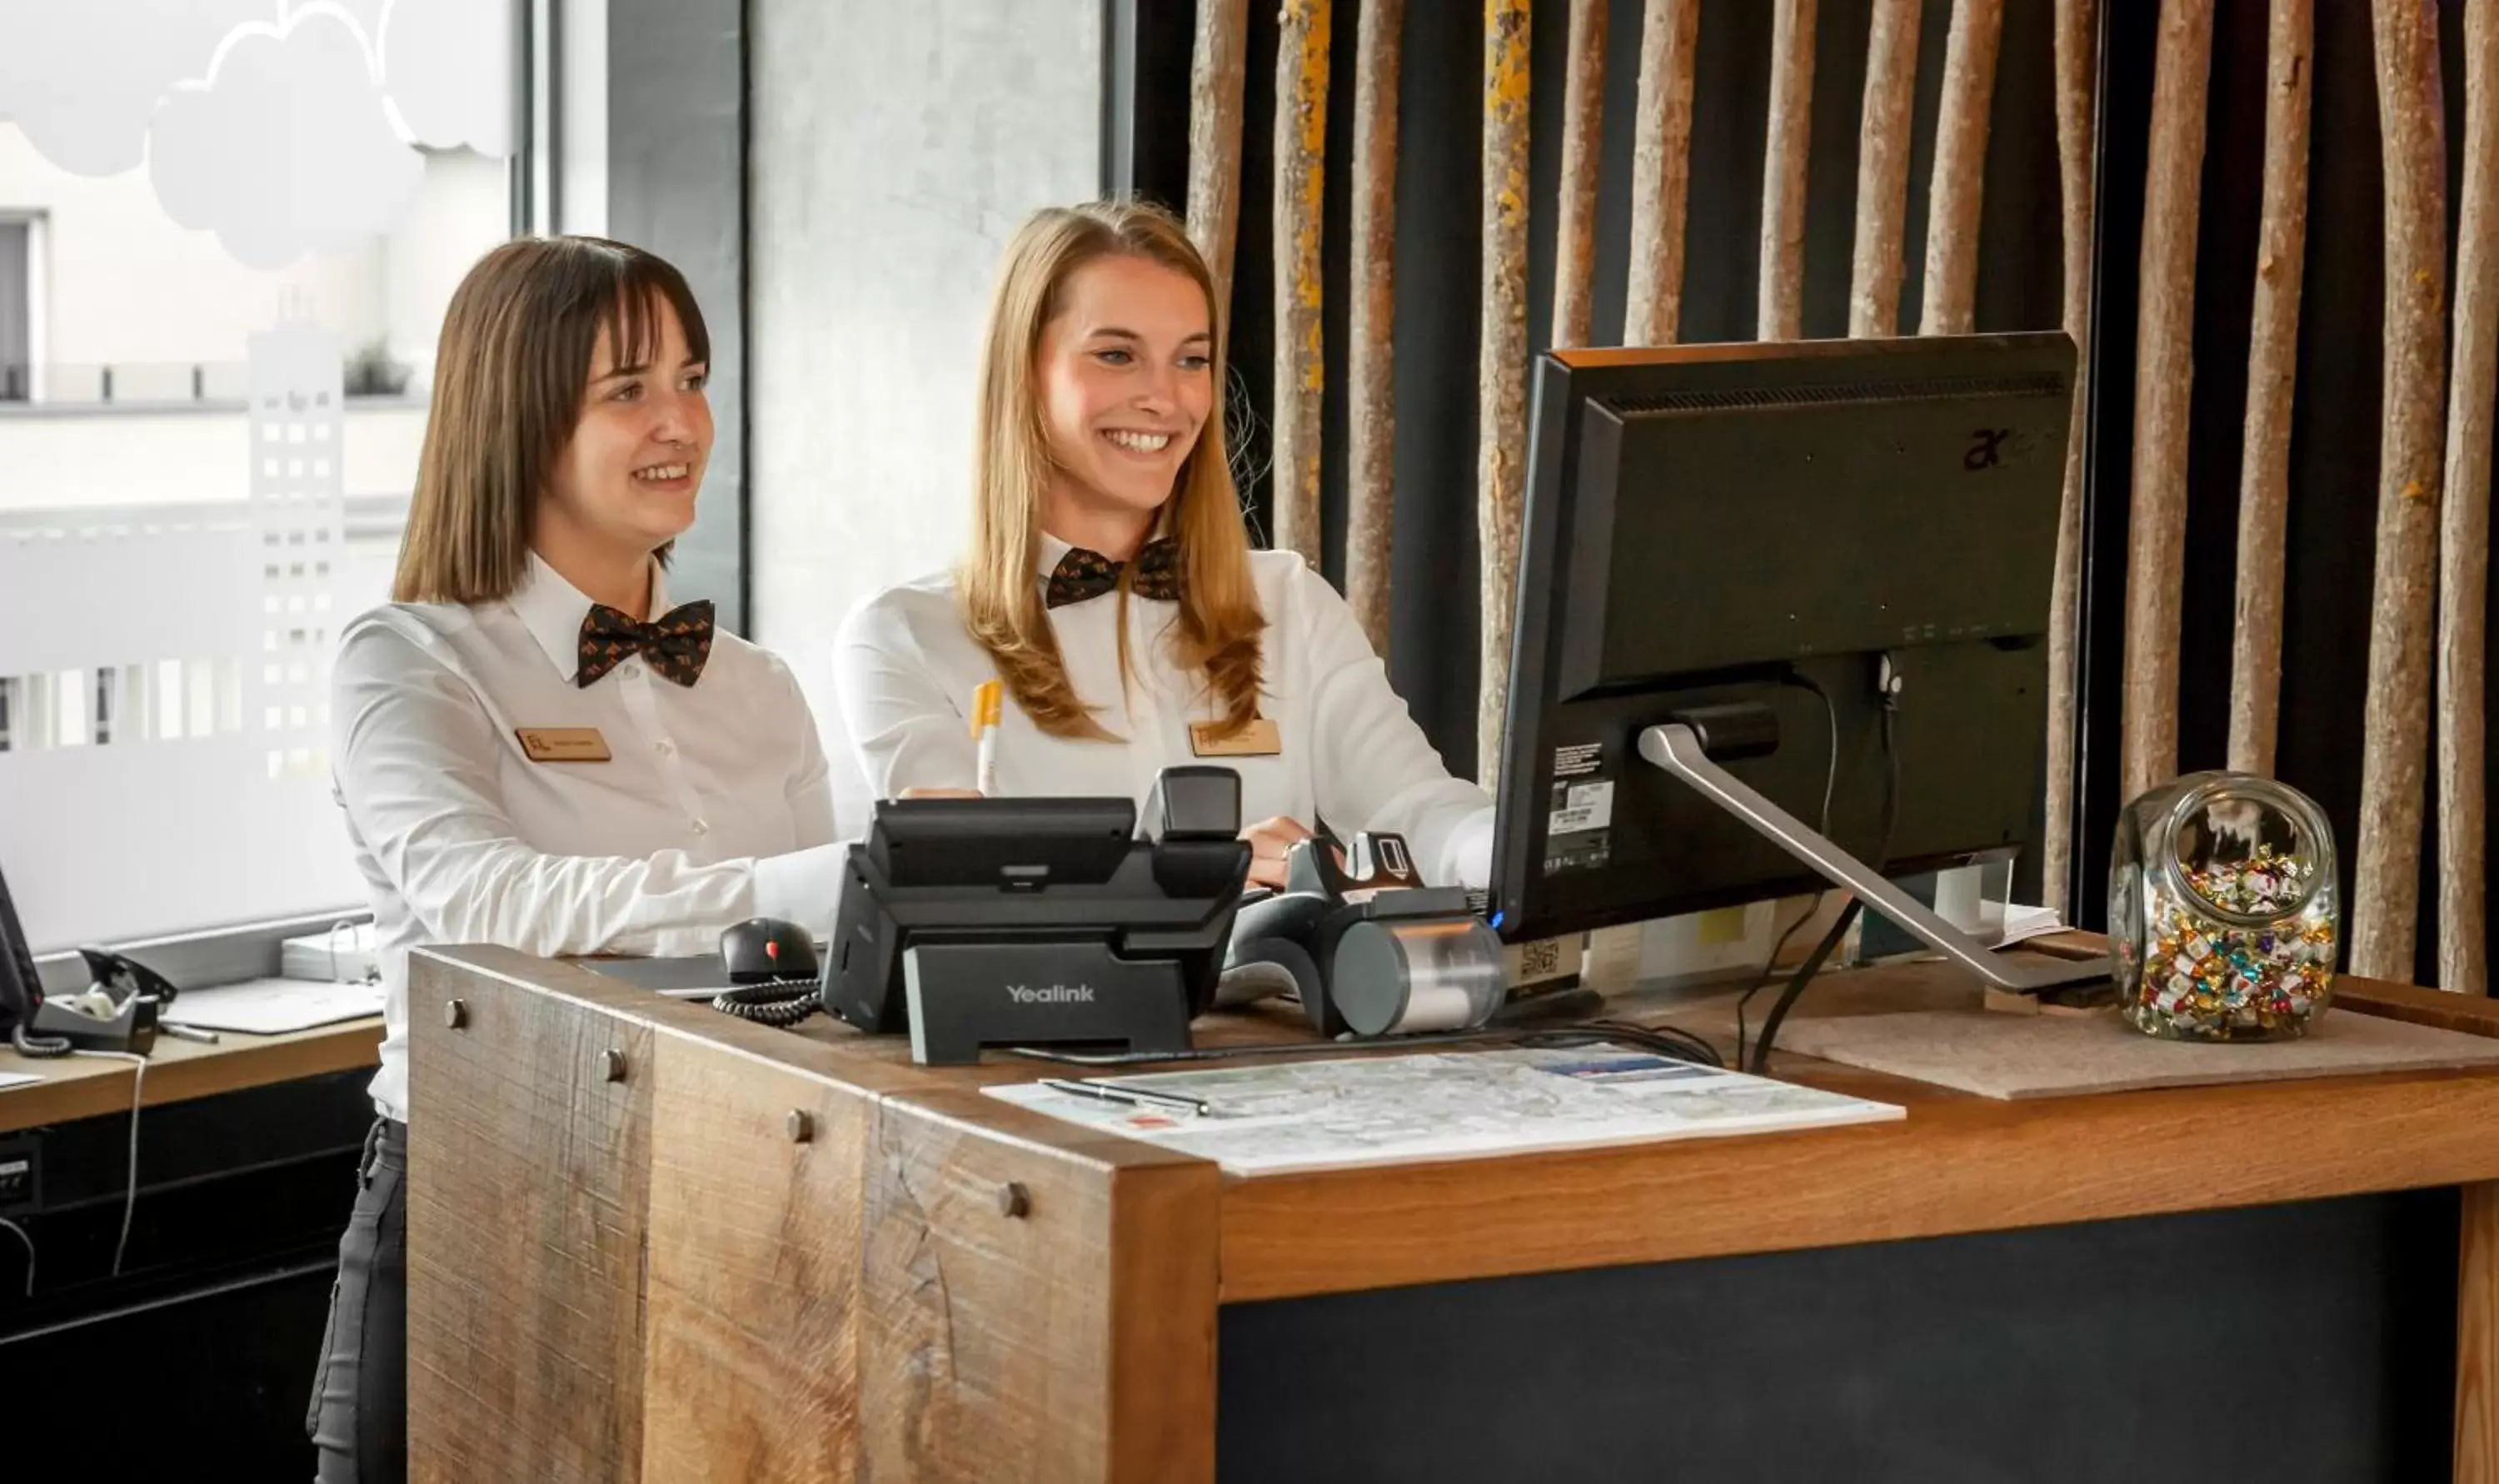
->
[1553, 742, 1604, 779]
[1549, 779, 1614, 834]
[1544, 743, 1614, 875]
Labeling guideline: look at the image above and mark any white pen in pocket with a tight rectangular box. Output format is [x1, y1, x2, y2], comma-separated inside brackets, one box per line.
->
[970, 679, 1003, 796]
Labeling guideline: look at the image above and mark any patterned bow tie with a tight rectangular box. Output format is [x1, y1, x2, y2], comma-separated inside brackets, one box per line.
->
[577, 600, 716, 687]
[1045, 538, 1182, 609]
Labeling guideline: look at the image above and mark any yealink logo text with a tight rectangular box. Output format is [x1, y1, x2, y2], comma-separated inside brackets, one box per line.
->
[1008, 984, 1095, 1003]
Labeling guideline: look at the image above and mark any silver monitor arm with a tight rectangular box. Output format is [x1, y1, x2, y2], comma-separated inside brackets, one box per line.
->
[1637, 723, 2108, 993]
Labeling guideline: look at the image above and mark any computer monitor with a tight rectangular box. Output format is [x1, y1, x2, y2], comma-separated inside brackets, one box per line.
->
[1489, 332, 2097, 989]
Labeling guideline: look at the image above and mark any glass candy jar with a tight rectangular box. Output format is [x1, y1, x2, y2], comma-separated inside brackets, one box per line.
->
[2107, 771, 2339, 1042]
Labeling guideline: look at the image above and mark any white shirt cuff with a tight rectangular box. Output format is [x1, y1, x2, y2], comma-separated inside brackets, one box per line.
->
[752, 840, 850, 939]
[1444, 808, 1496, 892]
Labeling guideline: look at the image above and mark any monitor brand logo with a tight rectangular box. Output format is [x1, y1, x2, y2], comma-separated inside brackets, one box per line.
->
[1965, 427, 2012, 471]
[1008, 984, 1095, 1004]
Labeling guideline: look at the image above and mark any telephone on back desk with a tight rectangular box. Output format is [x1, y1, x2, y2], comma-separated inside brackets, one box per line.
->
[1, 860, 175, 1058]
[17, 949, 177, 1056]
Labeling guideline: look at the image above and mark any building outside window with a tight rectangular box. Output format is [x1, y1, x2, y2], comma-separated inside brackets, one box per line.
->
[0, 1, 518, 949]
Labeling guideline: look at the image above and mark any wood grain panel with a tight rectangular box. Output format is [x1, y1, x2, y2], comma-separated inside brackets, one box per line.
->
[1220, 1067, 2499, 1302]
[415, 949, 1224, 1483]
[641, 1046, 875, 1483]
[0, 1015, 381, 1135]
[860, 1090, 1220, 1483]
[407, 952, 654, 1483]
[2462, 1179, 2499, 1482]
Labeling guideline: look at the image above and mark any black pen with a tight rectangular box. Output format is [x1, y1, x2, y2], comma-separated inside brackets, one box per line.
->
[1039, 1077, 1210, 1117]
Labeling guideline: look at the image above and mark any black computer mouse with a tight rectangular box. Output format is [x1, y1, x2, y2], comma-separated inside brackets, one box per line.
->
[720, 917, 818, 984]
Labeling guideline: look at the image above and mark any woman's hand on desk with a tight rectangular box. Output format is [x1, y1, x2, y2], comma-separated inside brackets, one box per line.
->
[1241, 815, 1339, 890]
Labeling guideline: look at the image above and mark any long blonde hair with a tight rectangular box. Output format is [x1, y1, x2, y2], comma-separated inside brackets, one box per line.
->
[959, 200, 1263, 741]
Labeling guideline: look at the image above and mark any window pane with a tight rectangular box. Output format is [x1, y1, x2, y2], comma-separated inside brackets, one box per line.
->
[0, 7, 518, 949]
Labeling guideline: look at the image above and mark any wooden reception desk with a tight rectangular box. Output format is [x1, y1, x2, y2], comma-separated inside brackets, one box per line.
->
[404, 944, 2499, 1482]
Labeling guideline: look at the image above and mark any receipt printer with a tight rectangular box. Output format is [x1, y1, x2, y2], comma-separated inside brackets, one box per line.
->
[1223, 834, 1507, 1038]
[823, 767, 1254, 1063]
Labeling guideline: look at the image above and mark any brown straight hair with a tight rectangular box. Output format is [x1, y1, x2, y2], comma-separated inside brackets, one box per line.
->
[392, 237, 710, 605]
[960, 201, 1264, 741]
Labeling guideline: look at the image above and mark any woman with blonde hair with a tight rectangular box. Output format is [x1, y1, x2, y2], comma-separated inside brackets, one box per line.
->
[836, 199, 1489, 889]
[314, 237, 842, 1482]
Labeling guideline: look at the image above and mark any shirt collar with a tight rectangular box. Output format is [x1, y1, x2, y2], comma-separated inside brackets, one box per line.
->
[510, 551, 671, 682]
[1033, 518, 1171, 581]
[1034, 531, 1075, 581]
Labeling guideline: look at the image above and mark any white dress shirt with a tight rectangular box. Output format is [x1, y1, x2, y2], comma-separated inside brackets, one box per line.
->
[333, 553, 844, 1122]
[835, 535, 1494, 886]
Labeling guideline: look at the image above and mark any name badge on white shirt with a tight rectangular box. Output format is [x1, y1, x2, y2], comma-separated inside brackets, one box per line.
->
[1189, 717, 1282, 758]
[515, 726, 612, 763]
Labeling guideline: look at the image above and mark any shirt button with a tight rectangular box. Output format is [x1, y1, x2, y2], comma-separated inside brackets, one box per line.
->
[655, 740, 676, 757]
[621, 660, 641, 678]
[691, 818, 709, 835]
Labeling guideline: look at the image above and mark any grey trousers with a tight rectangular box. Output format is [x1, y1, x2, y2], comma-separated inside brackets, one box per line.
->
[307, 1118, 406, 1484]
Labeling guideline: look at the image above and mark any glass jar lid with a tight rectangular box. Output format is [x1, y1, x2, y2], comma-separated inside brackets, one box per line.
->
[2164, 778, 2320, 924]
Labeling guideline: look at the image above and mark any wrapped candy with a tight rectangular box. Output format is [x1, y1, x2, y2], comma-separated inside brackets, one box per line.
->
[2108, 773, 2339, 1042]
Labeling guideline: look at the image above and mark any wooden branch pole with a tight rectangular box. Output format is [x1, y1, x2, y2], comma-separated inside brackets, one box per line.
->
[1272, 0, 1333, 570]
[2352, 0, 2450, 982]
[2119, 0, 2214, 803]
[2440, 0, 2494, 995]
[2043, 0, 2097, 914]
[1479, 0, 1532, 785]
[1553, 0, 1609, 348]
[2227, 0, 2314, 779]
[1759, 0, 1818, 341]
[1920, 0, 2004, 336]
[1848, 0, 1923, 339]
[1186, 0, 1251, 303]
[1347, 0, 1406, 657]
[1625, 0, 1700, 345]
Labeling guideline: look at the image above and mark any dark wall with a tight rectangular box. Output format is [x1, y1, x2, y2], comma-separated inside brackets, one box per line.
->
[1129, 0, 2068, 854]
[2080, 1, 2499, 977]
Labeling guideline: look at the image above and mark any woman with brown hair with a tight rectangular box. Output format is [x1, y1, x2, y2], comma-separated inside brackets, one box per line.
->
[312, 237, 840, 1482]
[836, 200, 1489, 891]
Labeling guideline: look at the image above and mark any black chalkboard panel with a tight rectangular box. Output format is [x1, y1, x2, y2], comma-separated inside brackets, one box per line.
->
[1220, 1193, 2457, 1483]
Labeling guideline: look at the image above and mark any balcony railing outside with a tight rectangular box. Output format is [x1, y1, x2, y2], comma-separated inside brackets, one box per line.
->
[0, 358, 417, 407]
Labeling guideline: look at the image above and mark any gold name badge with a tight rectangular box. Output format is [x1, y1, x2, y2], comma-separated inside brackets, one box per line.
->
[516, 726, 613, 763]
[1189, 718, 1283, 758]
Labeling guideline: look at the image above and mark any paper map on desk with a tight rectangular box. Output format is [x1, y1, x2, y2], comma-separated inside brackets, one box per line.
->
[985, 1046, 1903, 1176]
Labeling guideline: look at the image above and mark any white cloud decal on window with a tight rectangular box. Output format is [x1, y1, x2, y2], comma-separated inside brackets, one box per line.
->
[147, 7, 423, 271]
[0, 0, 267, 177]
[380, 0, 514, 157]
